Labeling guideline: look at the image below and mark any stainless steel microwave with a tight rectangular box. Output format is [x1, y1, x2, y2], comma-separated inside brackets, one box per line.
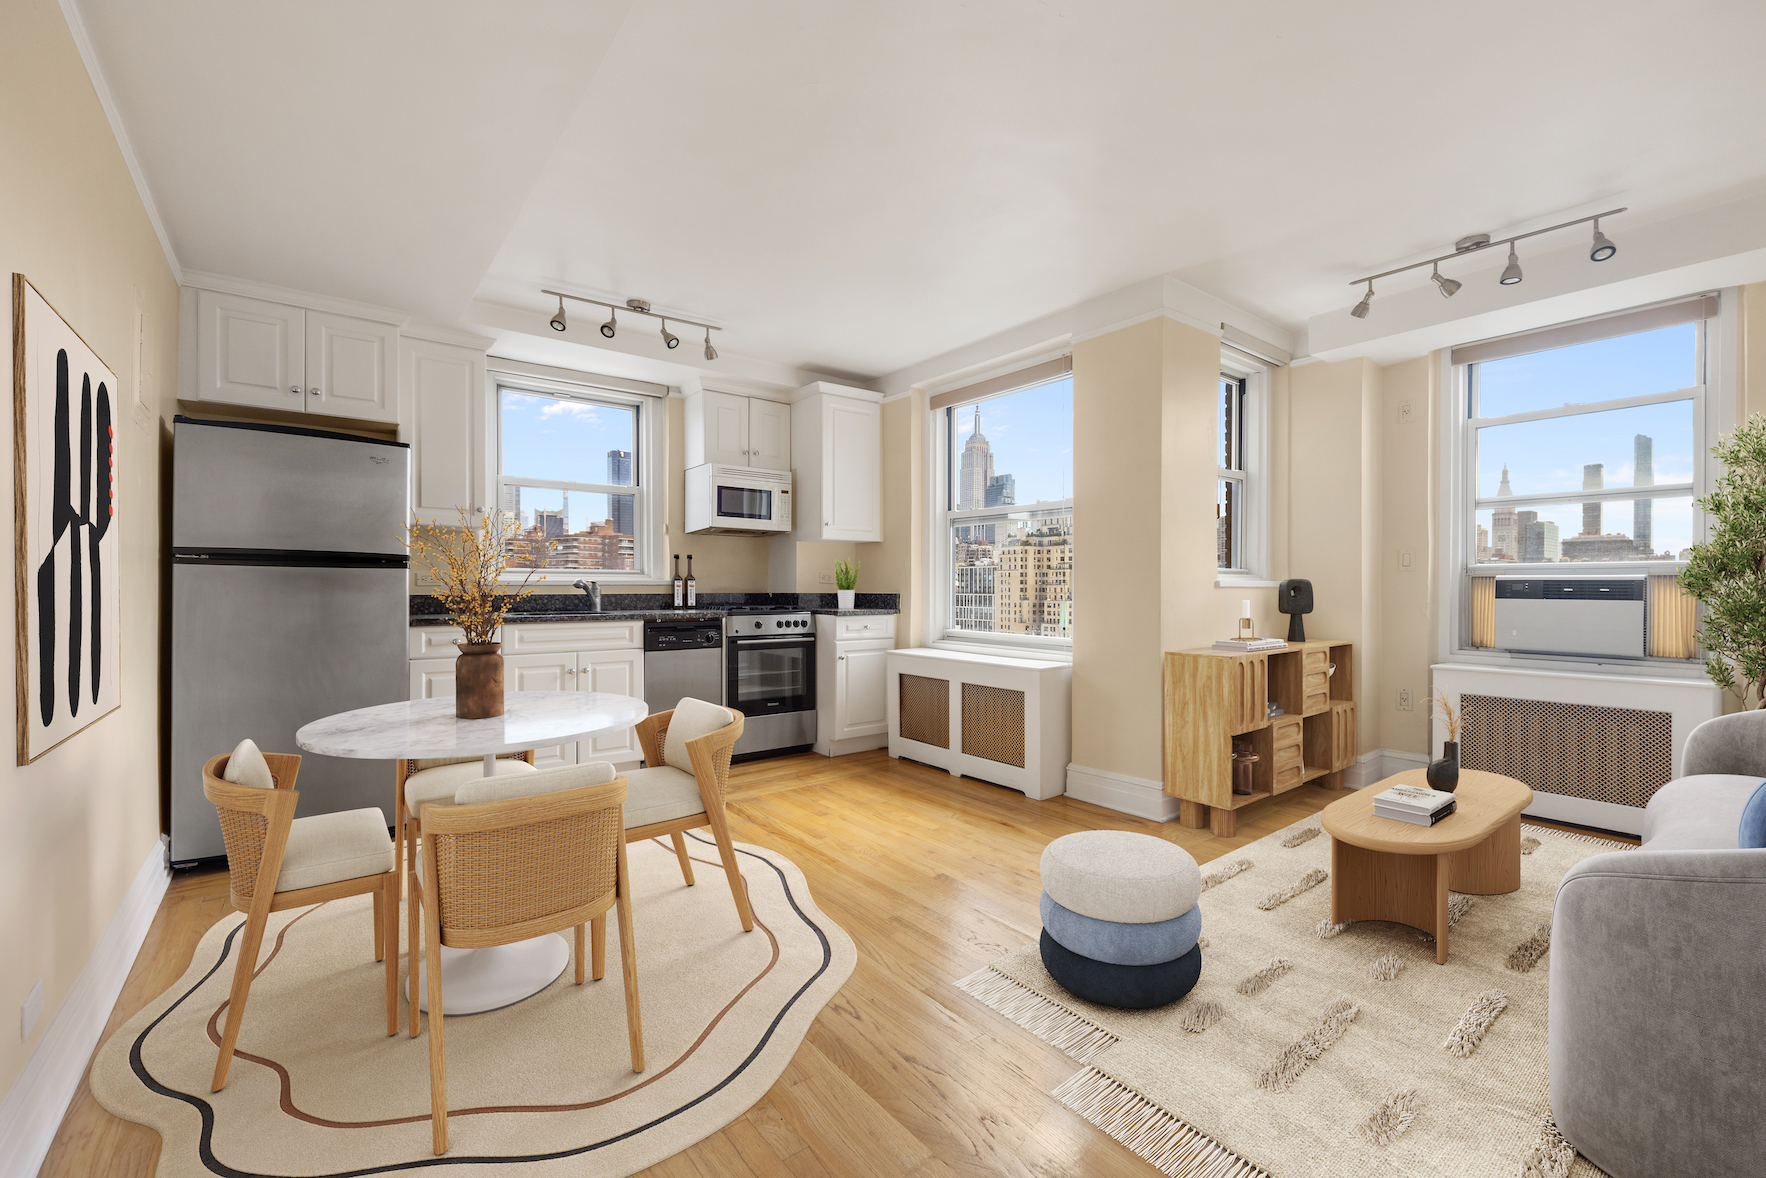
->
[684, 464, 793, 535]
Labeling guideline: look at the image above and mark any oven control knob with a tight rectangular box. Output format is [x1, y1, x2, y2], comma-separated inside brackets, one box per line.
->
[752, 621, 762, 630]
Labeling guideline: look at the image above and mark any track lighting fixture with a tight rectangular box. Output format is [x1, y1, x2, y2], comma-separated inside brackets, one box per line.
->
[541, 289, 723, 358]
[1500, 244, 1523, 285]
[1346, 207, 1625, 318]
[1589, 219, 1617, 262]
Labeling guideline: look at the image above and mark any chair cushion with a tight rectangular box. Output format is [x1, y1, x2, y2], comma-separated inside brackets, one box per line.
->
[1039, 930, 1202, 1010]
[663, 697, 735, 770]
[413, 752, 528, 772]
[1641, 774, 1759, 850]
[1740, 780, 1766, 850]
[1041, 890, 1202, 966]
[455, 761, 617, 806]
[222, 738, 274, 790]
[1040, 830, 1201, 924]
[406, 758, 536, 818]
[276, 808, 393, 892]
[623, 764, 708, 829]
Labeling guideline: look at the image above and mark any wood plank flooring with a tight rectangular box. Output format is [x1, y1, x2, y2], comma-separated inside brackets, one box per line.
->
[37, 751, 1634, 1178]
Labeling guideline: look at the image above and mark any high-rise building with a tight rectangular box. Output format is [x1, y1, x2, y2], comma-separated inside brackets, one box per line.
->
[985, 473, 1015, 508]
[534, 491, 569, 539]
[501, 483, 522, 526]
[1476, 524, 1491, 563]
[1490, 465, 1516, 558]
[1521, 519, 1561, 562]
[1581, 463, 1604, 535]
[994, 507, 1073, 637]
[605, 450, 635, 539]
[606, 449, 631, 485]
[1633, 434, 1654, 555]
[958, 406, 994, 510]
[954, 563, 995, 631]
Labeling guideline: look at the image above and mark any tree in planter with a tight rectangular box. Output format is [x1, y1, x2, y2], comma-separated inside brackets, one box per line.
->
[1679, 414, 1766, 708]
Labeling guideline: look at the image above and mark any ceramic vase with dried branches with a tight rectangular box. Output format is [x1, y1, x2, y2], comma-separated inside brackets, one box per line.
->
[1428, 689, 1462, 793]
[408, 509, 553, 719]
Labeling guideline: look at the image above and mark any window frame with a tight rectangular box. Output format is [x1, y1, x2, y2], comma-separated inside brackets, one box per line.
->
[1215, 348, 1271, 586]
[491, 373, 665, 585]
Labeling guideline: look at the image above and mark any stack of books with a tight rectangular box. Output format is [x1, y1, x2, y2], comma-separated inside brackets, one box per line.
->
[1372, 783, 1458, 827]
[1212, 637, 1287, 652]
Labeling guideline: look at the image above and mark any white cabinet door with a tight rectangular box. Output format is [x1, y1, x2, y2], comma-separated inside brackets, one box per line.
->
[306, 311, 398, 423]
[505, 653, 580, 768]
[702, 390, 750, 466]
[834, 639, 893, 739]
[193, 289, 305, 412]
[404, 338, 484, 524]
[578, 648, 644, 763]
[410, 658, 457, 701]
[748, 399, 792, 471]
[823, 397, 881, 541]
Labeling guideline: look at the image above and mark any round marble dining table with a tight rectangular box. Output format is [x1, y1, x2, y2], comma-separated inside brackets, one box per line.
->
[296, 691, 650, 1015]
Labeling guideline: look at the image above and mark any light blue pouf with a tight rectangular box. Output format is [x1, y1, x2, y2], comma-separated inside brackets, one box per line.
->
[1040, 890, 1202, 967]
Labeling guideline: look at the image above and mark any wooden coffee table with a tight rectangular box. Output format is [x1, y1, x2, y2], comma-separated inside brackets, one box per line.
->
[1320, 769, 1532, 964]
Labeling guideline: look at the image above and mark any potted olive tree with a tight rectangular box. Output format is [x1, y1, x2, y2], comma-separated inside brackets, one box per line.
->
[1679, 414, 1766, 708]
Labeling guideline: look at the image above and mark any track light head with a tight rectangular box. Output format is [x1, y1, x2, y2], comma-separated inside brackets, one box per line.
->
[703, 328, 718, 361]
[1431, 264, 1462, 298]
[1350, 282, 1373, 319]
[1500, 245, 1523, 285]
[1589, 220, 1617, 262]
[660, 319, 680, 350]
[600, 308, 617, 339]
[549, 297, 567, 332]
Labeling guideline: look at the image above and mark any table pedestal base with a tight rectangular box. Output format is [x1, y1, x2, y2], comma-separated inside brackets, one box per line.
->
[417, 934, 570, 1014]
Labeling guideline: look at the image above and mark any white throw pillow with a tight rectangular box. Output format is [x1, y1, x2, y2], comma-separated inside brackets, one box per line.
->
[454, 760, 617, 806]
[663, 697, 735, 770]
[221, 738, 274, 790]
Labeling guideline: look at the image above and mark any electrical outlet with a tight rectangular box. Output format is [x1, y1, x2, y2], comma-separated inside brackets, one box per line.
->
[1399, 400, 1414, 424]
[1397, 688, 1414, 712]
[21, 979, 42, 1042]
[818, 572, 834, 584]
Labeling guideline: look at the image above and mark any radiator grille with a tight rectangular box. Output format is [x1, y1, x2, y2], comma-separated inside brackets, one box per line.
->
[1460, 694, 1673, 809]
[961, 683, 1026, 768]
[899, 674, 950, 748]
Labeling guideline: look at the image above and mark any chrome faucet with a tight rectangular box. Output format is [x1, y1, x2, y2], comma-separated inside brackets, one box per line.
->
[572, 579, 602, 612]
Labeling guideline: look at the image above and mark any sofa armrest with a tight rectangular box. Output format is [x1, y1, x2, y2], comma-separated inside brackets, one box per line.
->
[1682, 710, 1766, 778]
[1549, 849, 1766, 1178]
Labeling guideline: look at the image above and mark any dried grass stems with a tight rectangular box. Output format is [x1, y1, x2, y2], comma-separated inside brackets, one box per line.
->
[1255, 997, 1360, 1092]
[407, 509, 555, 645]
[1505, 923, 1553, 974]
[1361, 1088, 1421, 1146]
[1443, 989, 1509, 1058]
[1236, 958, 1294, 997]
[1256, 868, 1327, 911]
[1200, 859, 1253, 892]
[1433, 689, 1462, 741]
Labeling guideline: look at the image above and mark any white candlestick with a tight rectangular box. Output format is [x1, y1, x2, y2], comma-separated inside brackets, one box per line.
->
[1241, 599, 1252, 619]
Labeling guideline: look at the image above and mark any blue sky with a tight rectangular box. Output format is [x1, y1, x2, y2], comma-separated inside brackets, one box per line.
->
[500, 390, 635, 531]
[952, 377, 1073, 505]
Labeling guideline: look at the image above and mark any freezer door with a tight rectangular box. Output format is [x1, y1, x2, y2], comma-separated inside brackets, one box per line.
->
[170, 562, 410, 864]
[173, 418, 409, 556]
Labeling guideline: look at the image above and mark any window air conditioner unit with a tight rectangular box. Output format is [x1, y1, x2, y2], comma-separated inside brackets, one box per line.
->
[1492, 577, 1645, 659]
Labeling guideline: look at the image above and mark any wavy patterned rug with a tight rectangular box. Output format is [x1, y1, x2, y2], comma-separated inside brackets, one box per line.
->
[90, 832, 855, 1176]
[958, 816, 1628, 1178]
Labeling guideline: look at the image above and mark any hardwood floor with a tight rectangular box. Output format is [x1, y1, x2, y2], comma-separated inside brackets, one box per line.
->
[37, 751, 1635, 1178]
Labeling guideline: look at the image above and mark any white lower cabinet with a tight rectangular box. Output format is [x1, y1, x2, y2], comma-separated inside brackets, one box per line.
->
[578, 648, 644, 763]
[814, 614, 895, 756]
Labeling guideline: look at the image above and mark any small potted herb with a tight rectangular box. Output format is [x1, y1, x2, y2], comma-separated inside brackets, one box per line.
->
[834, 559, 860, 611]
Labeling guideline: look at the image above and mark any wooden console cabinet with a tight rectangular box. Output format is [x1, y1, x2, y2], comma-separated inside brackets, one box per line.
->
[1162, 640, 1356, 836]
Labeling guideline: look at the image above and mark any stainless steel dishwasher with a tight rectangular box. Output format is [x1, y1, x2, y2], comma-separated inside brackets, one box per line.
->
[643, 619, 725, 717]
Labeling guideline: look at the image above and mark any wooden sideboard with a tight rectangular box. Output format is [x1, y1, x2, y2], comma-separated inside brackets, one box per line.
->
[1162, 640, 1356, 836]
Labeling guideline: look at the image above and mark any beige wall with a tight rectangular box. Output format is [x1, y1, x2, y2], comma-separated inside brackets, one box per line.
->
[871, 391, 925, 645]
[1375, 356, 1435, 755]
[0, 0, 180, 1096]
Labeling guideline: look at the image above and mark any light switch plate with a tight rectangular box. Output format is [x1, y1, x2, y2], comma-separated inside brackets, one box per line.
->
[21, 978, 43, 1042]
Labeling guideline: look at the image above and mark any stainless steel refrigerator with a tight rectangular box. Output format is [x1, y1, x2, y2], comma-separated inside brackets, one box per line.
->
[169, 416, 410, 866]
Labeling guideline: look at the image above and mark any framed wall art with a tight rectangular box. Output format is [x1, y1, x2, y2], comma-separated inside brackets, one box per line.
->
[13, 275, 121, 764]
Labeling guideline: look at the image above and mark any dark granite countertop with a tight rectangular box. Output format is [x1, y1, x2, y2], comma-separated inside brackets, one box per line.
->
[811, 609, 899, 616]
[409, 591, 899, 628]
[409, 610, 727, 627]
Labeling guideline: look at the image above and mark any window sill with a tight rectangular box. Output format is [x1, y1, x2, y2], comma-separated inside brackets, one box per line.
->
[1215, 574, 1278, 588]
[930, 637, 1073, 664]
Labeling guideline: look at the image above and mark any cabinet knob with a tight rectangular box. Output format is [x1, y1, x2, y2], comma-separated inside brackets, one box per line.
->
[839, 655, 846, 661]
[290, 385, 301, 395]
[566, 667, 575, 675]
[311, 387, 323, 399]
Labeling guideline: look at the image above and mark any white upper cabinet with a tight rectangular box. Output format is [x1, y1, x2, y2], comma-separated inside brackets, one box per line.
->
[401, 336, 486, 525]
[791, 382, 882, 542]
[685, 389, 790, 470]
[304, 311, 398, 422]
[193, 289, 306, 413]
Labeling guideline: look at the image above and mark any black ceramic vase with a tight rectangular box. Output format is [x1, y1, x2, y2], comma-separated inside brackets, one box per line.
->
[1426, 740, 1460, 793]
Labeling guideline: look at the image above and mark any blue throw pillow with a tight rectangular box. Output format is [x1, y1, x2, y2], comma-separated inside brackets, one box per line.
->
[1740, 780, 1766, 850]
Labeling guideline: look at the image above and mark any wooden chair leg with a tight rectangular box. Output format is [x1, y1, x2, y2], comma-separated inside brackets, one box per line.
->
[211, 908, 270, 1092]
[703, 812, 755, 932]
[407, 824, 421, 1037]
[382, 875, 398, 1036]
[574, 923, 586, 984]
[669, 831, 696, 886]
[616, 879, 644, 1072]
[373, 889, 385, 962]
[590, 914, 606, 981]
[424, 879, 449, 1154]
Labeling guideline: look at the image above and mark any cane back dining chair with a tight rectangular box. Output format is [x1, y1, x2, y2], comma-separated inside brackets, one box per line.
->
[202, 741, 399, 1093]
[626, 698, 754, 933]
[412, 762, 642, 1155]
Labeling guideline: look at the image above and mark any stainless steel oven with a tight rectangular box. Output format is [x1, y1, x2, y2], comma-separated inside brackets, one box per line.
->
[723, 610, 816, 760]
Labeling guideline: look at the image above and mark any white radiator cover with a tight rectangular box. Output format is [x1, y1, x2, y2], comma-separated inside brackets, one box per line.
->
[886, 648, 1071, 800]
[1430, 663, 1720, 835]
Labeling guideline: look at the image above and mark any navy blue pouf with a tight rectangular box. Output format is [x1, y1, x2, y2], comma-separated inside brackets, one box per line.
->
[1039, 929, 1202, 1009]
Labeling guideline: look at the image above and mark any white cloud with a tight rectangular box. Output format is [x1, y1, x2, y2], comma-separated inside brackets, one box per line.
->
[539, 400, 601, 423]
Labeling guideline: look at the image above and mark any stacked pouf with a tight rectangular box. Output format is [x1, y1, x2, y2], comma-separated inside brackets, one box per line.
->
[1038, 830, 1203, 1009]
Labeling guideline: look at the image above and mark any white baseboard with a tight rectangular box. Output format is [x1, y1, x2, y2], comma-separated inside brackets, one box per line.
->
[1064, 764, 1180, 822]
[1347, 748, 1430, 788]
[0, 837, 170, 1178]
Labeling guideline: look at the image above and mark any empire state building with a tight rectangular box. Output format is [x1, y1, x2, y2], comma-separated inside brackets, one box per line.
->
[959, 406, 994, 510]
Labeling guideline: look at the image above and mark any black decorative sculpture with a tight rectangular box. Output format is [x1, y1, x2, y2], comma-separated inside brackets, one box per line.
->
[1278, 578, 1313, 642]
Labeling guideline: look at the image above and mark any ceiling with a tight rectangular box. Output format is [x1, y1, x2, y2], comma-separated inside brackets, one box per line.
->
[78, 0, 1766, 382]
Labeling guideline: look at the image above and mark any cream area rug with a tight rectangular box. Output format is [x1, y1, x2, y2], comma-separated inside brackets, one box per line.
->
[91, 832, 855, 1176]
[959, 816, 1631, 1178]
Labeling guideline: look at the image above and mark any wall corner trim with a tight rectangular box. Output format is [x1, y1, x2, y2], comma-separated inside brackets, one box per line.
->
[1064, 763, 1180, 822]
[1347, 748, 1430, 789]
[0, 839, 171, 1178]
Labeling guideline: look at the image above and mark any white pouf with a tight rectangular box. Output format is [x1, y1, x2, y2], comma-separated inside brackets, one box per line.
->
[1039, 830, 1201, 924]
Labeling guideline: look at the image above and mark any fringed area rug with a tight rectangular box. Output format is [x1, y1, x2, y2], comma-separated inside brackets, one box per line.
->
[90, 833, 855, 1176]
[958, 817, 1630, 1178]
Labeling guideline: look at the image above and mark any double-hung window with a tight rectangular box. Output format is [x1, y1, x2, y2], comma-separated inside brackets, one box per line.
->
[1217, 372, 1248, 570]
[1215, 348, 1269, 582]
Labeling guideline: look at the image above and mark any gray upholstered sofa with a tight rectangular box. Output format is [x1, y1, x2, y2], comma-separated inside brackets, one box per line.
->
[1550, 710, 1766, 1178]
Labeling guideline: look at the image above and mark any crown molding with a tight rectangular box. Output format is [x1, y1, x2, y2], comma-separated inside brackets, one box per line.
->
[180, 269, 411, 325]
